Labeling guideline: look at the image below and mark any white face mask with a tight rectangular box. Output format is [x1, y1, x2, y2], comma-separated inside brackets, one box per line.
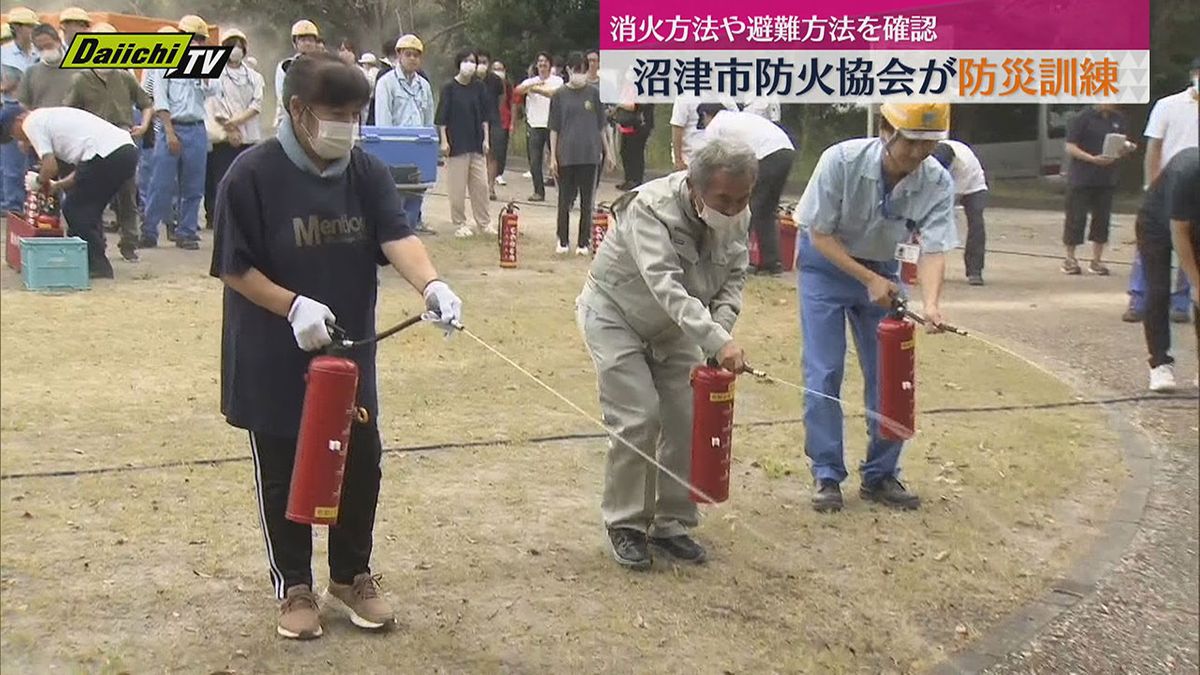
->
[475, 63, 488, 76]
[493, 68, 505, 79]
[229, 46, 244, 62]
[697, 196, 750, 234]
[568, 72, 587, 88]
[302, 108, 357, 160]
[41, 47, 63, 65]
[459, 61, 476, 78]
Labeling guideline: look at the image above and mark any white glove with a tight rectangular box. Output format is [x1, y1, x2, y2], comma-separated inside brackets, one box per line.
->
[287, 295, 335, 351]
[422, 280, 463, 337]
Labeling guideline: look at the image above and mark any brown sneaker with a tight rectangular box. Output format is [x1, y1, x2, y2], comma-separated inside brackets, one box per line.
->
[278, 585, 323, 639]
[327, 573, 394, 630]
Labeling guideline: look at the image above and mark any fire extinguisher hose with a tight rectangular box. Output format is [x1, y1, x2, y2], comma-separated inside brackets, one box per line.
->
[326, 314, 426, 351]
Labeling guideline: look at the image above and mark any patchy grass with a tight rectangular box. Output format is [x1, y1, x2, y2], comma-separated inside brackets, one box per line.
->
[0, 195, 1123, 673]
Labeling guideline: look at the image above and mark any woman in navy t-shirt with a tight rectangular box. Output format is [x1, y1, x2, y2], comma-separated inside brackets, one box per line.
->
[210, 52, 463, 641]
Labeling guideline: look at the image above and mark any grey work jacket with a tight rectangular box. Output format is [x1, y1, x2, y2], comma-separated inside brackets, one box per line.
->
[582, 172, 748, 356]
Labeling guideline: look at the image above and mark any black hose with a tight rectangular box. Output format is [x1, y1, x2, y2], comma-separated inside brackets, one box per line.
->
[2, 393, 1193, 481]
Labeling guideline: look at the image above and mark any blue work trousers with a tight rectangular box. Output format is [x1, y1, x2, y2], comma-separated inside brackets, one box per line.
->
[143, 122, 206, 242]
[798, 235, 905, 485]
[1128, 252, 1191, 314]
[1, 139, 31, 213]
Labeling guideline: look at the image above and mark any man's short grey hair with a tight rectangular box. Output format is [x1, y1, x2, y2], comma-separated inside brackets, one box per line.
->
[689, 137, 758, 190]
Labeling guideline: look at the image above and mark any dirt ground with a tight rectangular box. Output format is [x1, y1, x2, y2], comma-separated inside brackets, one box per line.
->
[0, 180, 1125, 674]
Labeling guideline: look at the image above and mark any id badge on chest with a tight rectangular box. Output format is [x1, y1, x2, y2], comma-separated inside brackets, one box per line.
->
[895, 242, 920, 264]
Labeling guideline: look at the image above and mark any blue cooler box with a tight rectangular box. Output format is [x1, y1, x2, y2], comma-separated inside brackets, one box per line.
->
[19, 236, 89, 292]
[358, 126, 438, 188]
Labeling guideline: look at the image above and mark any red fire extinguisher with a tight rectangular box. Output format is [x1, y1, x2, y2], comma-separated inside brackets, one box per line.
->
[498, 202, 519, 268]
[876, 297, 969, 441]
[877, 309, 917, 441]
[689, 363, 738, 504]
[591, 202, 612, 255]
[286, 314, 426, 526]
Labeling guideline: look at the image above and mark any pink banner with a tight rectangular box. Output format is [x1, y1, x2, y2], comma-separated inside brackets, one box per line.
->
[600, 0, 1149, 51]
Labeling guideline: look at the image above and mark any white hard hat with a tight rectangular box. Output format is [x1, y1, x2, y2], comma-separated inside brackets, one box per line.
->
[358, 52, 378, 64]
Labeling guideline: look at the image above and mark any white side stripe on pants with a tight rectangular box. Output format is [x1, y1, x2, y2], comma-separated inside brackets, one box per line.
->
[249, 432, 285, 600]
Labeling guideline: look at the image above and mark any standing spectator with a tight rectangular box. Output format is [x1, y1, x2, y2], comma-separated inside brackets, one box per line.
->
[1125, 58, 1199, 323]
[931, 139, 990, 285]
[57, 7, 91, 48]
[613, 103, 653, 189]
[1, 7, 39, 216]
[549, 52, 614, 254]
[204, 28, 263, 231]
[435, 49, 493, 238]
[1169, 150, 1200, 389]
[374, 34, 435, 235]
[1, 105, 137, 279]
[1136, 148, 1199, 391]
[475, 50, 505, 201]
[515, 52, 563, 202]
[274, 20, 321, 130]
[697, 105, 795, 275]
[490, 60, 514, 187]
[64, 21, 153, 263]
[336, 40, 357, 66]
[1060, 104, 1135, 275]
[18, 24, 76, 110]
[357, 52, 380, 124]
[585, 48, 613, 197]
[141, 15, 219, 251]
[670, 98, 736, 171]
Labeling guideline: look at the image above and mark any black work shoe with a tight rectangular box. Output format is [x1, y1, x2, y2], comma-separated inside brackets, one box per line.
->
[137, 236, 157, 249]
[649, 534, 707, 564]
[811, 480, 844, 513]
[175, 238, 199, 251]
[967, 274, 984, 286]
[1170, 309, 1191, 324]
[528, 193, 545, 202]
[119, 246, 139, 263]
[607, 528, 652, 570]
[860, 476, 921, 510]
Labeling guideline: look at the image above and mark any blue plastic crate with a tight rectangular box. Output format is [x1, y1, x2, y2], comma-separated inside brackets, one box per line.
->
[19, 236, 90, 292]
[358, 126, 439, 187]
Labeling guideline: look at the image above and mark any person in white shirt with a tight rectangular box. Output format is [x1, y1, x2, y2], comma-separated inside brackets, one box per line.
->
[205, 28, 264, 230]
[514, 52, 563, 201]
[697, 105, 795, 275]
[1125, 58, 1200, 323]
[931, 139, 990, 285]
[0, 105, 136, 279]
[742, 96, 782, 122]
[670, 98, 737, 170]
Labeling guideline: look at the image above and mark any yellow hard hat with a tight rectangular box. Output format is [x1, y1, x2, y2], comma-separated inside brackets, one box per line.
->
[880, 102, 950, 141]
[157, 25, 178, 33]
[222, 28, 247, 44]
[90, 22, 117, 34]
[290, 20, 319, 38]
[395, 34, 424, 53]
[0, 23, 11, 41]
[59, 7, 91, 25]
[177, 14, 209, 37]
[5, 7, 40, 26]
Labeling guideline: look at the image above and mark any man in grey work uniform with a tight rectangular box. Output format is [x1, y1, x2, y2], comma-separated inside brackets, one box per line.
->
[577, 137, 756, 570]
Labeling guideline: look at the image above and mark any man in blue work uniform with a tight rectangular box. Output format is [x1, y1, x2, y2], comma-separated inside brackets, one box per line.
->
[0, 8, 40, 215]
[141, 15, 218, 251]
[373, 34, 436, 235]
[794, 102, 957, 513]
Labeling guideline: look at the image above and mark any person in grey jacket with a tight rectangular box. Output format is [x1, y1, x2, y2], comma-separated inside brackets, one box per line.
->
[576, 137, 756, 570]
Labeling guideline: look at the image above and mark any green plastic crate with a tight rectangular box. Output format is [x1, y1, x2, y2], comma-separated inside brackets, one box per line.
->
[19, 236, 90, 292]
